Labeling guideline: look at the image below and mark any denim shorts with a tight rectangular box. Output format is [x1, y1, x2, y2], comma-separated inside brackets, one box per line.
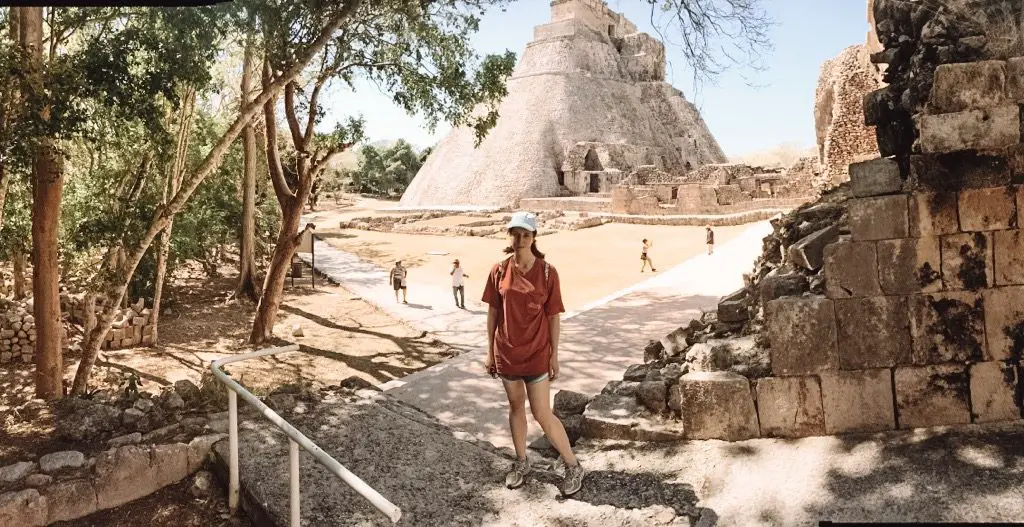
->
[499, 372, 549, 385]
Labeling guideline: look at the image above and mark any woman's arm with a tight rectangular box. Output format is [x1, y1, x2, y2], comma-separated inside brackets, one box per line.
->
[486, 306, 499, 371]
[549, 314, 560, 357]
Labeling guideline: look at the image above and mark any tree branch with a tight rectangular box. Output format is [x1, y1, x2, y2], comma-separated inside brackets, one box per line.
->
[264, 61, 294, 202]
[283, 81, 305, 150]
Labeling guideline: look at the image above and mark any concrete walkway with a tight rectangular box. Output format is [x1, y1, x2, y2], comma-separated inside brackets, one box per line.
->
[298, 221, 772, 451]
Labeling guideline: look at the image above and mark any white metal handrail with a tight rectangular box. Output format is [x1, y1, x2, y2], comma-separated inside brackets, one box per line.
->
[211, 344, 402, 525]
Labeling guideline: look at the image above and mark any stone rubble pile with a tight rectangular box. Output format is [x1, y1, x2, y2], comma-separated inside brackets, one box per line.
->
[814, 45, 883, 185]
[61, 295, 153, 350]
[0, 298, 37, 365]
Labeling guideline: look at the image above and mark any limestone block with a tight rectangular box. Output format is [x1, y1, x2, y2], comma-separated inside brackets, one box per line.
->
[941, 232, 993, 291]
[0, 461, 36, 484]
[0, 489, 47, 527]
[765, 297, 838, 375]
[958, 186, 1018, 232]
[187, 434, 227, 473]
[679, 371, 759, 441]
[918, 106, 1021, 154]
[716, 287, 748, 323]
[1006, 57, 1024, 102]
[982, 286, 1024, 361]
[929, 61, 1006, 113]
[93, 445, 155, 510]
[824, 241, 882, 298]
[848, 195, 909, 241]
[995, 229, 1024, 285]
[759, 272, 809, 304]
[909, 192, 959, 237]
[835, 296, 912, 369]
[788, 224, 839, 271]
[150, 443, 190, 489]
[877, 236, 942, 295]
[755, 376, 825, 438]
[894, 364, 971, 429]
[39, 450, 85, 473]
[660, 326, 690, 357]
[820, 369, 896, 434]
[44, 479, 97, 524]
[582, 394, 684, 441]
[637, 380, 668, 414]
[849, 157, 903, 197]
[909, 292, 987, 364]
[969, 361, 1022, 423]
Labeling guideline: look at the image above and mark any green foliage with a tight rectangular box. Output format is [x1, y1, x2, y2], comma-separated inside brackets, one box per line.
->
[345, 140, 425, 196]
[0, 176, 31, 260]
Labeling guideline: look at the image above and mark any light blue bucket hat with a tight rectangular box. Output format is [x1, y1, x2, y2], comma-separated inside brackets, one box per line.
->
[506, 211, 538, 232]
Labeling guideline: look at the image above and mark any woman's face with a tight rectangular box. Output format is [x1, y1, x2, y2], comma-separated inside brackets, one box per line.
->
[508, 228, 535, 251]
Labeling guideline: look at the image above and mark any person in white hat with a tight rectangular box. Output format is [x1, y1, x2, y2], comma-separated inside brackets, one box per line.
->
[480, 211, 585, 496]
[450, 258, 468, 309]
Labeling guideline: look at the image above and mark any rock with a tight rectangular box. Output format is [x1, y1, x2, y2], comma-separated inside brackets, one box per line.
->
[39, 451, 85, 474]
[643, 340, 665, 363]
[583, 394, 684, 442]
[161, 391, 185, 411]
[187, 434, 227, 473]
[659, 327, 691, 357]
[122, 408, 145, 427]
[0, 489, 47, 527]
[55, 401, 122, 441]
[622, 364, 649, 382]
[173, 380, 202, 406]
[0, 462, 36, 484]
[552, 390, 592, 418]
[107, 432, 142, 448]
[133, 398, 155, 413]
[758, 271, 810, 305]
[679, 371, 759, 441]
[637, 381, 668, 413]
[190, 471, 214, 499]
[602, 380, 640, 397]
[43, 479, 97, 523]
[788, 224, 840, 271]
[265, 393, 296, 413]
[22, 474, 51, 488]
[660, 363, 683, 383]
[338, 376, 377, 391]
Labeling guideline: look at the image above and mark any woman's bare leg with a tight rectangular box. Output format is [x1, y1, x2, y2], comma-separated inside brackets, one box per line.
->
[502, 379, 529, 459]
[525, 379, 577, 465]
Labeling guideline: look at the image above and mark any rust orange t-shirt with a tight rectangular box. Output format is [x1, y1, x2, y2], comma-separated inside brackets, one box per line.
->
[481, 257, 565, 376]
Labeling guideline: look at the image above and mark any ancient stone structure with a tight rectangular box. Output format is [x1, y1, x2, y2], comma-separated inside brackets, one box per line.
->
[62, 295, 153, 350]
[814, 45, 883, 186]
[584, 2, 1024, 442]
[400, 0, 727, 208]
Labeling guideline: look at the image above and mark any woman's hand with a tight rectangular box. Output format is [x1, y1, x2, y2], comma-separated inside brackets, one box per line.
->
[549, 353, 559, 381]
[485, 352, 496, 378]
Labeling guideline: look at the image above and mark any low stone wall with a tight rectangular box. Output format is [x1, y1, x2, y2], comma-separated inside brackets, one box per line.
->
[0, 437, 224, 526]
[61, 296, 153, 350]
[519, 197, 613, 212]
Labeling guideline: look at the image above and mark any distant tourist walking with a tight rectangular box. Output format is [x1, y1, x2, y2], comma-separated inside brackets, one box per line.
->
[389, 261, 408, 303]
[706, 225, 715, 255]
[640, 238, 657, 273]
[450, 259, 468, 309]
[481, 211, 585, 497]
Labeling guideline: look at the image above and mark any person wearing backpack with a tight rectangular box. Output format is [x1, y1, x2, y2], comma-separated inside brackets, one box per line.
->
[481, 211, 585, 497]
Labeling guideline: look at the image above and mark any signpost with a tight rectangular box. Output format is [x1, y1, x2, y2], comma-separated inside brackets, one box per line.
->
[292, 225, 316, 289]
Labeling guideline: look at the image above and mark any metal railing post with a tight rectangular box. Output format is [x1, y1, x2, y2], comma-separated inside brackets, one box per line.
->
[229, 389, 239, 512]
[290, 439, 300, 527]
[211, 345, 401, 524]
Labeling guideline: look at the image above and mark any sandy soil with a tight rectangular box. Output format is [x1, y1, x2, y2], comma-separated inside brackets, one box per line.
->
[314, 212, 750, 312]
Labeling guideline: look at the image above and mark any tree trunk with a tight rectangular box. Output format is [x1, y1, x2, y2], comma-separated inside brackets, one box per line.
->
[12, 248, 25, 300]
[249, 201, 301, 344]
[70, 5, 362, 393]
[150, 88, 196, 343]
[235, 40, 259, 302]
[19, 6, 64, 400]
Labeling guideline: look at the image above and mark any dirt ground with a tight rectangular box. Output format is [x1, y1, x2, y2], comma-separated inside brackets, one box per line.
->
[308, 202, 749, 312]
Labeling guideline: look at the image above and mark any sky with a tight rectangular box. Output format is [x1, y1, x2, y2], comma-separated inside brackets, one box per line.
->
[320, 0, 872, 159]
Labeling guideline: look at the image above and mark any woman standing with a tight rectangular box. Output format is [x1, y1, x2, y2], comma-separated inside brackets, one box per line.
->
[640, 238, 657, 273]
[481, 211, 585, 496]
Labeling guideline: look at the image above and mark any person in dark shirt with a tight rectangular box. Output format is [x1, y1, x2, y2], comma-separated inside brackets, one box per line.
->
[706, 225, 715, 255]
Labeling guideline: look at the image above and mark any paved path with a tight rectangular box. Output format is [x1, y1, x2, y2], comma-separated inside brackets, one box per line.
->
[298, 220, 772, 451]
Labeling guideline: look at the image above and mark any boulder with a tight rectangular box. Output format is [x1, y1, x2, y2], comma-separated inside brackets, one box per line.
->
[637, 381, 668, 414]
[55, 401, 122, 441]
[0, 489, 46, 527]
[0, 462, 35, 485]
[622, 364, 649, 382]
[173, 379, 202, 406]
[582, 394, 684, 442]
[643, 340, 665, 363]
[679, 372, 759, 441]
[601, 381, 640, 397]
[759, 272, 810, 305]
[788, 225, 840, 271]
[659, 326, 691, 357]
[39, 451, 85, 474]
[553, 390, 592, 418]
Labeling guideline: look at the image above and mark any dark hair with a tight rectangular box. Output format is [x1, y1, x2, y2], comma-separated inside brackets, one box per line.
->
[642, 238, 648, 243]
[503, 240, 545, 259]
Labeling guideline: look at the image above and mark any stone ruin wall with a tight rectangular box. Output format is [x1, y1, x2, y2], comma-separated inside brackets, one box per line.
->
[582, 3, 1024, 442]
[814, 45, 883, 186]
[62, 295, 154, 351]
